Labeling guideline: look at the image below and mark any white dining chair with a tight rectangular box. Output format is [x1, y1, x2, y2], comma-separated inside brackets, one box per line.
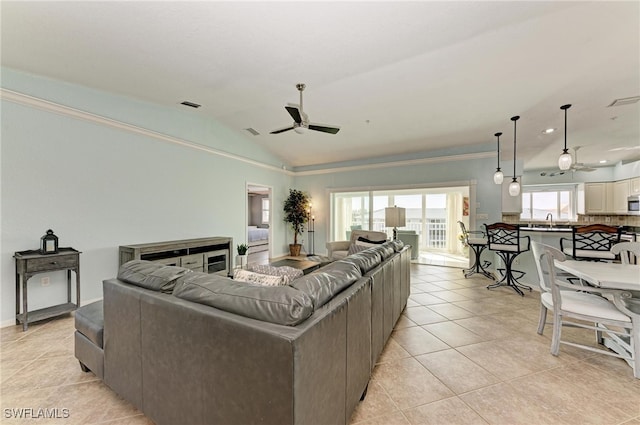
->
[535, 242, 639, 379]
[531, 241, 584, 335]
[611, 241, 640, 265]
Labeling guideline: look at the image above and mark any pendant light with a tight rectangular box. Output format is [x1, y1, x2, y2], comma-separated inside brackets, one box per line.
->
[493, 132, 504, 184]
[558, 104, 573, 170]
[508, 116, 521, 196]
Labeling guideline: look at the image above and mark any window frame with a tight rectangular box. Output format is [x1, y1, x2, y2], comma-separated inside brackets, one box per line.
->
[520, 184, 579, 221]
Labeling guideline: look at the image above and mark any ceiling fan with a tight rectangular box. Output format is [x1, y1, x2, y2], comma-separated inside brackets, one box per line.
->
[270, 83, 340, 135]
[541, 146, 596, 177]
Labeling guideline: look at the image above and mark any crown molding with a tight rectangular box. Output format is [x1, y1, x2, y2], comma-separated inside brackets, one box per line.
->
[2, 88, 493, 177]
[294, 152, 495, 176]
[0, 88, 292, 175]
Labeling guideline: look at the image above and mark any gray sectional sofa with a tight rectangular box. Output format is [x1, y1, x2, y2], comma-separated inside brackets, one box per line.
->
[77, 241, 411, 425]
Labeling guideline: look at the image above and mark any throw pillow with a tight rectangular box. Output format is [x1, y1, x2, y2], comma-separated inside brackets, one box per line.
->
[248, 264, 303, 284]
[357, 236, 386, 245]
[233, 269, 285, 286]
[347, 236, 387, 255]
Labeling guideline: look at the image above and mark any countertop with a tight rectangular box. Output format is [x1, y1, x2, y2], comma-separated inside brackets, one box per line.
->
[520, 227, 573, 232]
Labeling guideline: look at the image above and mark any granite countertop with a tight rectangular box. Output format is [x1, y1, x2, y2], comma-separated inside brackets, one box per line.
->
[519, 226, 573, 232]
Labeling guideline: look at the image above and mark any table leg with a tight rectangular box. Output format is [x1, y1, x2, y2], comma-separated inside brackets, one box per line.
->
[22, 274, 29, 331]
[67, 270, 72, 303]
[76, 267, 81, 308]
[15, 271, 20, 326]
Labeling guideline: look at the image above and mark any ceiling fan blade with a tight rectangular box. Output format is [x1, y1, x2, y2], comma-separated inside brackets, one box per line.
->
[270, 126, 295, 134]
[308, 124, 340, 134]
[285, 106, 302, 124]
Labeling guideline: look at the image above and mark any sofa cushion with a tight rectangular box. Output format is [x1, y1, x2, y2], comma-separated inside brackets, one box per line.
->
[389, 239, 405, 252]
[172, 272, 313, 326]
[341, 249, 382, 274]
[118, 260, 191, 293]
[75, 300, 104, 348]
[247, 264, 304, 284]
[233, 269, 285, 286]
[291, 261, 362, 308]
[374, 243, 395, 260]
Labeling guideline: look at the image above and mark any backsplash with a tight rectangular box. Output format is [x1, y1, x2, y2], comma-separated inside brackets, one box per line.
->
[501, 214, 640, 227]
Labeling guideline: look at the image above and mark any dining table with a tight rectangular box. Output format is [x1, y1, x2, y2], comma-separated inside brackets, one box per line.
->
[554, 260, 640, 291]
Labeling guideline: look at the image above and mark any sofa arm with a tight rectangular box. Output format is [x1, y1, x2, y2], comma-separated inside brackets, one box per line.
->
[326, 241, 350, 259]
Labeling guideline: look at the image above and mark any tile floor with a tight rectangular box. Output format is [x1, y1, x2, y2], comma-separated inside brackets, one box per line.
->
[1, 264, 639, 425]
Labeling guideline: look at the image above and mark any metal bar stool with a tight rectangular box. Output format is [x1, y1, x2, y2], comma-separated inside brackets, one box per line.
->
[559, 224, 622, 262]
[458, 221, 493, 279]
[484, 222, 531, 296]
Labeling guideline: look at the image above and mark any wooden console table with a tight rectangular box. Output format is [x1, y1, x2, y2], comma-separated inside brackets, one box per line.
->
[14, 248, 81, 331]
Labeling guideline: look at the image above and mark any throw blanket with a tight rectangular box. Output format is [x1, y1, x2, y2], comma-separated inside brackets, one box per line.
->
[248, 227, 269, 242]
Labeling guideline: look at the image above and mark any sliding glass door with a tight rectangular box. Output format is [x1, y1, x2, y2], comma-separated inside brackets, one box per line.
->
[330, 186, 469, 256]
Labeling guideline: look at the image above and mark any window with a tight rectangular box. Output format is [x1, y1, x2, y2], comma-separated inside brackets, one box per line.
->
[329, 186, 469, 253]
[261, 198, 269, 224]
[520, 185, 577, 221]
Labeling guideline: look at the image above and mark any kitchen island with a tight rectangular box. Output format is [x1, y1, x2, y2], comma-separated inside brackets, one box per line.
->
[484, 224, 637, 290]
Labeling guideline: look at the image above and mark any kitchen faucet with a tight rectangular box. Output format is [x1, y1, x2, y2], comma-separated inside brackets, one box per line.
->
[546, 213, 553, 227]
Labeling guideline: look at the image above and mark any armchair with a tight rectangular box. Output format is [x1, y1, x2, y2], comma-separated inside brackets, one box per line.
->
[395, 230, 418, 260]
[326, 230, 387, 260]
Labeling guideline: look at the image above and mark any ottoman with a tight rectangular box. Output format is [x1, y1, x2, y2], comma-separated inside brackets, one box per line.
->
[74, 300, 104, 379]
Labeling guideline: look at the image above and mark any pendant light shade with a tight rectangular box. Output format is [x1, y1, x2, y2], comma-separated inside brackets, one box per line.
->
[509, 116, 520, 197]
[493, 132, 504, 184]
[558, 104, 573, 171]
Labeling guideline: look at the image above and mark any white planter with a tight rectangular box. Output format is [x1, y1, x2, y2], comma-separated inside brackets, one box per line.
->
[236, 254, 248, 269]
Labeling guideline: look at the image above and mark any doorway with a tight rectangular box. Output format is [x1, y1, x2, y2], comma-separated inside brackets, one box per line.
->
[246, 183, 272, 265]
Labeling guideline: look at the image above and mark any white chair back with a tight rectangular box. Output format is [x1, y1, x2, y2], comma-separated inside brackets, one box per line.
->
[538, 244, 569, 310]
[611, 241, 640, 265]
[531, 242, 565, 293]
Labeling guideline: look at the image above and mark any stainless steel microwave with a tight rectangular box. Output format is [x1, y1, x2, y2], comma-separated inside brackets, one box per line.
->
[629, 195, 640, 215]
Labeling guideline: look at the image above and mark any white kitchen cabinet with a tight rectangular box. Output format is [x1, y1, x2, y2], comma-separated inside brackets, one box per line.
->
[584, 182, 613, 214]
[613, 179, 630, 214]
[630, 177, 640, 195]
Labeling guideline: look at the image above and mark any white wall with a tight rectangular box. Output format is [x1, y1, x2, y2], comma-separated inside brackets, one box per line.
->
[0, 68, 507, 326]
[1, 69, 293, 325]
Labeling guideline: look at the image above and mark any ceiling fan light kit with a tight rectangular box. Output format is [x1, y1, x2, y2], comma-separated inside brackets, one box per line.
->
[270, 83, 340, 136]
[493, 131, 504, 184]
[558, 104, 573, 171]
[508, 116, 521, 197]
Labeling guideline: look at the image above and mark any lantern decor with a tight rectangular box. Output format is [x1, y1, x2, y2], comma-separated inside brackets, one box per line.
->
[40, 229, 59, 254]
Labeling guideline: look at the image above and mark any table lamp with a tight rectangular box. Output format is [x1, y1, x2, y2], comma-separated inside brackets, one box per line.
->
[385, 207, 406, 240]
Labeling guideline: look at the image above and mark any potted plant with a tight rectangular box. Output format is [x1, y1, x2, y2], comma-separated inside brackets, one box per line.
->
[283, 189, 310, 256]
[236, 243, 249, 268]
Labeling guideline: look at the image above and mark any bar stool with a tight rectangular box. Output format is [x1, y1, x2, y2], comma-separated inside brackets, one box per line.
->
[484, 222, 531, 296]
[458, 221, 493, 279]
[559, 224, 622, 262]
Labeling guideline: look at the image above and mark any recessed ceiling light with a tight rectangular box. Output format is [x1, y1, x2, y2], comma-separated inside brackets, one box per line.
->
[599, 160, 608, 164]
[542, 128, 555, 134]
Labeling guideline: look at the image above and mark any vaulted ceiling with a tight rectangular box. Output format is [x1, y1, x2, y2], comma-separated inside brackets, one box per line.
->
[2, 1, 639, 171]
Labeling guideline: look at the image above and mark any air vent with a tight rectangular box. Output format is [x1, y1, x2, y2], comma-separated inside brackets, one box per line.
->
[245, 128, 260, 136]
[180, 101, 201, 108]
[607, 96, 640, 107]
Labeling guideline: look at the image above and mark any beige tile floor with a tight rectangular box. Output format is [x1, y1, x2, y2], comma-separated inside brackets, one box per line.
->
[1, 264, 639, 425]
